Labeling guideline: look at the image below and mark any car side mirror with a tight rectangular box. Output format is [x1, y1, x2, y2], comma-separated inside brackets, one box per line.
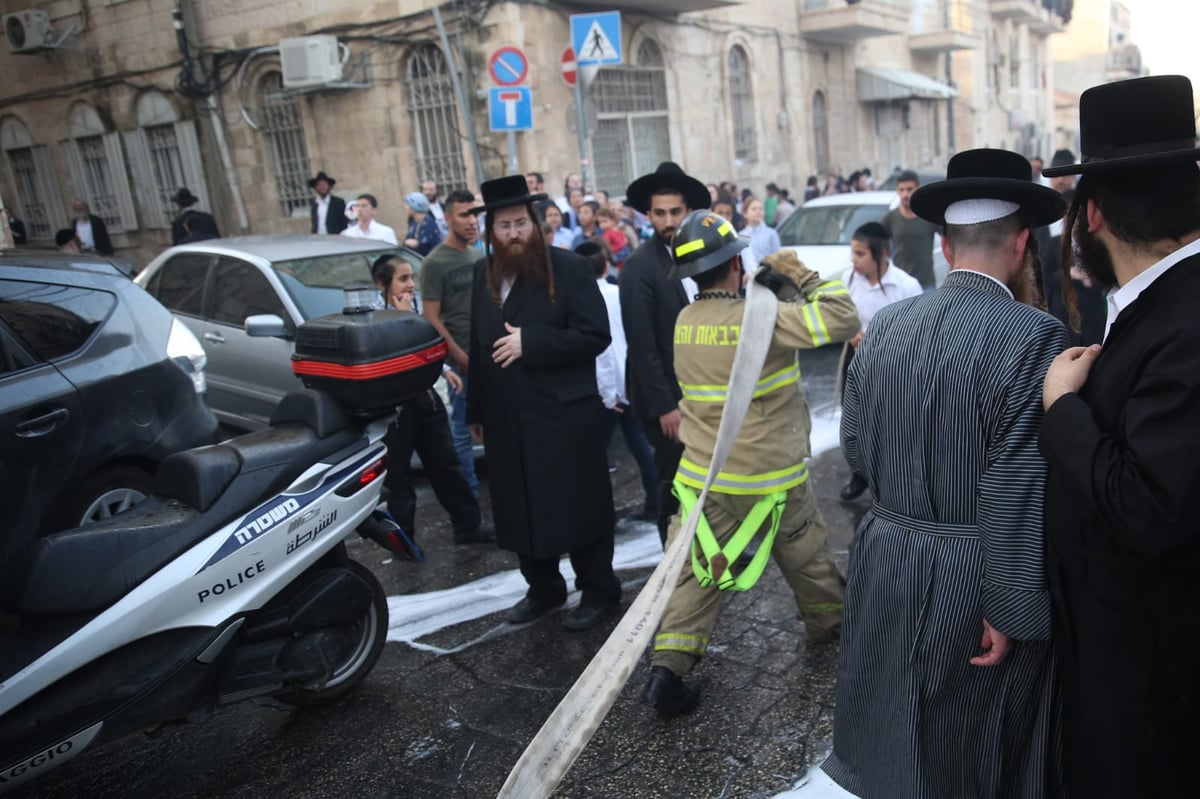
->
[245, 314, 292, 339]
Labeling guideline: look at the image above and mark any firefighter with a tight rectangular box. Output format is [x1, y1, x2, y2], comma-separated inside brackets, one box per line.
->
[640, 210, 861, 716]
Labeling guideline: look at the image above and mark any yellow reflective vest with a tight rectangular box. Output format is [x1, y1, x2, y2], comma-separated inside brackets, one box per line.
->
[673, 281, 861, 495]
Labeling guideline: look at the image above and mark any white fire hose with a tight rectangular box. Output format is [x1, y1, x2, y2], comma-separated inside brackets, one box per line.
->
[497, 267, 781, 798]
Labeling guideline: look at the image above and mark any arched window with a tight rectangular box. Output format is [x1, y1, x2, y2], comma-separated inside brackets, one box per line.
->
[61, 103, 137, 230]
[2, 116, 65, 240]
[123, 91, 210, 229]
[256, 71, 311, 215]
[407, 44, 468, 191]
[812, 91, 830, 176]
[589, 38, 671, 195]
[728, 45, 756, 162]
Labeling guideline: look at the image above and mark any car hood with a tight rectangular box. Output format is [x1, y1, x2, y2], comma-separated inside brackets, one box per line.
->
[778, 245, 852, 283]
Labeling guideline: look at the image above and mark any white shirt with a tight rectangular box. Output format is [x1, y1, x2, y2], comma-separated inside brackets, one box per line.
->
[429, 200, 448, 238]
[595, 278, 628, 409]
[341, 220, 398, 246]
[846, 262, 923, 328]
[314, 195, 331, 235]
[75, 217, 94, 250]
[1104, 237, 1200, 341]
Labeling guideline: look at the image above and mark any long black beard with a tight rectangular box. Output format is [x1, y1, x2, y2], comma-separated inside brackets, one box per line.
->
[1075, 222, 1118, 292]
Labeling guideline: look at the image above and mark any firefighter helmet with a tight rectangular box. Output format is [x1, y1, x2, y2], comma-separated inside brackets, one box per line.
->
[671, 210, 749, 279]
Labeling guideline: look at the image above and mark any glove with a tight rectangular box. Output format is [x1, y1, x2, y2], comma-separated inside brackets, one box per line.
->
[761, 250, 822, 297]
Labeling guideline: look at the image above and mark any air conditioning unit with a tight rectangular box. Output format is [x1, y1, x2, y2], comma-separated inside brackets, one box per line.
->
[4, 9, 52, 54]
[280, 35, 343, 88]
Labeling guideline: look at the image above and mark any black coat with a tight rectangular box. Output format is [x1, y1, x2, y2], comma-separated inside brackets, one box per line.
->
[618, 236, 687, 421]
[311, 195, 348, 235]
[171, 209, 220, 245]
[85, 214, 113, 256]
[1039, 250, 1200, 797]
[466, 247, 613, 559]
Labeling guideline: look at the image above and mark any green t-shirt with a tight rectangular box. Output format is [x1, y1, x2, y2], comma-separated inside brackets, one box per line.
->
[764, 195, 779, 227]
[420, 243, 479, 351]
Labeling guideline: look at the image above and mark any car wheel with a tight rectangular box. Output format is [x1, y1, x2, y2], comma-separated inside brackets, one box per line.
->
[276, 559, 388, 707]
[69, 465, 155, 527]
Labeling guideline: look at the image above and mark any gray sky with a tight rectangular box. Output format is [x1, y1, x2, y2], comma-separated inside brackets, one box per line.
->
[1123, 0, 1200, 87]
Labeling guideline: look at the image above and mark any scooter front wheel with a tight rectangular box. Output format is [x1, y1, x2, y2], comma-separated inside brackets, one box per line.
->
[276, 559, 388, 706]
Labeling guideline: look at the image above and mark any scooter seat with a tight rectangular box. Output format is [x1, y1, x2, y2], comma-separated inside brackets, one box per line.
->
[16, 423, 363, 616]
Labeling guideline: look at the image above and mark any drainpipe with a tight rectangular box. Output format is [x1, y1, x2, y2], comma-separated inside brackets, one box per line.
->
[174, 1, 250, 232]
[945, 0, 956, 155]
[434, 5, 486, 185]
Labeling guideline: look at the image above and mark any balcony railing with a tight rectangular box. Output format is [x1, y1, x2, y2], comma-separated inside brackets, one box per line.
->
[800, 0, 910, 44]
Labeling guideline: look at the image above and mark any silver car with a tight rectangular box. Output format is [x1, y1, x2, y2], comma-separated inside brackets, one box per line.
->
[136, 235, 422, 431]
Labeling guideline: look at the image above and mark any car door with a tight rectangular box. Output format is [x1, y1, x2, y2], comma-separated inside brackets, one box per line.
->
[0, 296, 85, 561]
[141, 251, 212, 356]
[202, 256, 300, 429]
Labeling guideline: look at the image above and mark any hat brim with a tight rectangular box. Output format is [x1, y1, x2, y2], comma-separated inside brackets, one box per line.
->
[910, 178, 1065, 227]
[307, 176, 336, 187]
[469, 192, 547, 215]
[626, 173, 711, 214]
[1042, 146, 1200, 177]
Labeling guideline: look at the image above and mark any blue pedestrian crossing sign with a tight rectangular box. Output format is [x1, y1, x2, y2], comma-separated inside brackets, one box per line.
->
[488, 86, 533, 132]
[571, 11, 622, 67]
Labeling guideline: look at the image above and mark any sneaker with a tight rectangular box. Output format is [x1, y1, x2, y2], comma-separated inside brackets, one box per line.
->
[625, 507, 658, 523]
[504, 595, 565, 624]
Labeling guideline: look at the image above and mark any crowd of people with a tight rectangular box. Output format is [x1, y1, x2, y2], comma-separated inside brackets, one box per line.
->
[350, 73, 1200, 799]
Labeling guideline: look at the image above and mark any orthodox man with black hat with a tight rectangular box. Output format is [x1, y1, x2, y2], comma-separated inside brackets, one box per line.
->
[465, 175, 621, 632]
[1039, 75, 1200, 798]
[170, 188, 219, 245]
[809, 149, 1068, 798]
[640, 211, 859, 716]
[619, 161, 712, 543]
[309, 170, 348, 235]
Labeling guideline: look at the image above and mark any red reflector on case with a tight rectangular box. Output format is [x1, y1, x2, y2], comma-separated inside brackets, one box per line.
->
[292, 342, 448, 380]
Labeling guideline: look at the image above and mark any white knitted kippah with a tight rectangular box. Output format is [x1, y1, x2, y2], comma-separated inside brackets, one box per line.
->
[944, 198, 1019, 225]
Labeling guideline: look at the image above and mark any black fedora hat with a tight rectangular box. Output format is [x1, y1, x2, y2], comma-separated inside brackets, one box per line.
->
[625, 161, 711, 214]
[470, 175, 547, 214]
[1043, 75, 1199, 177]
[307, 170, 336, 188]
[910, 149, 1065, 228]
[1049, 149, 1076, 170]
[172, 187, 199, 207]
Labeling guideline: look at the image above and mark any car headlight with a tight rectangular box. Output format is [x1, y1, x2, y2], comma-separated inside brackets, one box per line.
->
[167, 318, 208, 394]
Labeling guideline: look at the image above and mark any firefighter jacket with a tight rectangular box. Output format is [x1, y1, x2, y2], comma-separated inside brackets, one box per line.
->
[673, 281, 860, 496]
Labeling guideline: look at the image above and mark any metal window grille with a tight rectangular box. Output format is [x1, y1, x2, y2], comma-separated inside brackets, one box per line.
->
[76, 135, 121, 227]
[145, 123, 186, 228]
[7, 147, 51, 239]
[257, 71, 312, 215]
[407, 44, 468, 191]
[728, 46, 756, 162]
[812, 91, 830, 175]
[588, 39, 670, 195]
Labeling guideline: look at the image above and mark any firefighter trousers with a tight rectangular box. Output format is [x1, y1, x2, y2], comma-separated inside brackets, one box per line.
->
[651, 479, 845, 677]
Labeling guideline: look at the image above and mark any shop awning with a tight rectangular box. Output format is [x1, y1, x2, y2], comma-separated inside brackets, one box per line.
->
[857, 67, 958, 102]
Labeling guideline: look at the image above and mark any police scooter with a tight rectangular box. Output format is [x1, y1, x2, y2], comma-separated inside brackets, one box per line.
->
[0, 288, 446, 793]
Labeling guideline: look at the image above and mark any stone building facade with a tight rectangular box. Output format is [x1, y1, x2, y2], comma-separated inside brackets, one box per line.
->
[0, 0, 1068, 261]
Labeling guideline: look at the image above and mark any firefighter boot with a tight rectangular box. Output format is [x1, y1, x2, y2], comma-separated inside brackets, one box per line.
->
[640, 666, 701, 717]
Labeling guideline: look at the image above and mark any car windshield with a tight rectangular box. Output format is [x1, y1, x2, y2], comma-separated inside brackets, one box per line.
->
[778, 203, 889, 247]
[272, 250, 419, 319]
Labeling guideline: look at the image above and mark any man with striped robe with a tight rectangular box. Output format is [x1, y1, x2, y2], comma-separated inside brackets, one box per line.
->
[819, 150, 1068, 797]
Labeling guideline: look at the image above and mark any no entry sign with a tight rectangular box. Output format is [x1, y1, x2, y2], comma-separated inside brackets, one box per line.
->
[560, 47, 577, 87]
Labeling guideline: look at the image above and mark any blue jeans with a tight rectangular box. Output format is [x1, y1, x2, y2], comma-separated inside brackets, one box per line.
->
[449, 365, 478, 494]
[606, 404, 658, 509]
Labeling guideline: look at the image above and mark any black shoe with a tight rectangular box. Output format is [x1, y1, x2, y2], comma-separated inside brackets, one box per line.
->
[454, 525, 496, 545]
[839, 473, 868, 501]
[625, 507, 658, 523]
[504, 595, 564, 624]
[563, 601, 619, 632]
[640, 666, 701, 717]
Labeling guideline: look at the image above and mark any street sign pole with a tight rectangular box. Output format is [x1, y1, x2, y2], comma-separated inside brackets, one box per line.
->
[508, 130, 518, 175]
[573, 76, 590, 195]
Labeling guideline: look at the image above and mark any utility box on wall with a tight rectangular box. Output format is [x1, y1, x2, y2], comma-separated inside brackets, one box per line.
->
[280, 35, 343, 88]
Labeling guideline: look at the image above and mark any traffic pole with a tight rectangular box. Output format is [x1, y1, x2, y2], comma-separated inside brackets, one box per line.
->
[573, 75, 590, 193]
[507, 130, 518, 175]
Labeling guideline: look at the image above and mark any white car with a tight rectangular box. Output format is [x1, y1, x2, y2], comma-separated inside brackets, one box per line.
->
[775, 191, 947, 285]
